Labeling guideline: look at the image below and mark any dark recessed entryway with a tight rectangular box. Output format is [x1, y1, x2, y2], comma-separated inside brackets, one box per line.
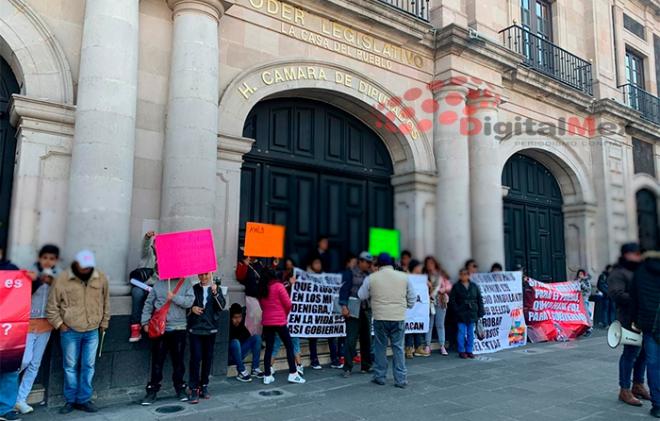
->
[503, 153, 566, 282]
[240, 98, 394, 270]
[0, 56, 19, 252]
[636, 188, 659, 252]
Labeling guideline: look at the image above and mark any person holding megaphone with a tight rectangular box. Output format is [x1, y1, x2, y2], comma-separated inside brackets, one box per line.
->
[631, 251, 660, 418]
[608, 243, 650, 407]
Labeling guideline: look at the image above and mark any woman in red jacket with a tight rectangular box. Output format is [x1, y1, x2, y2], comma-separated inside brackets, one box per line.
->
[258, 268, 305, 385]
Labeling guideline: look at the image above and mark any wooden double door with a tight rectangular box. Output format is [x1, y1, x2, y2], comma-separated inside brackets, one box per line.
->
[240, 99, 394, 269]
[503, 154, 566, 282]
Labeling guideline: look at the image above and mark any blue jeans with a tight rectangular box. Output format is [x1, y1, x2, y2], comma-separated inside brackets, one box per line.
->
[619, 344, 646, 389]
[60, 329, 99, 404]
[457, 322, 475, 353]
[405, 333, 423, 348]
[0, 371, 19, 415]
[273, 335, 301, 358]
[643, 334, 659, 408]
[426, 305, 447, 347]
[373, 320, 406, 385]
[17, 331, 51, 403]
[228, 336, 262, 373]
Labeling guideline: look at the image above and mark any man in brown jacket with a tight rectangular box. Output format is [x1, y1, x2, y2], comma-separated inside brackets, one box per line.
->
[47, 250, 110, 414]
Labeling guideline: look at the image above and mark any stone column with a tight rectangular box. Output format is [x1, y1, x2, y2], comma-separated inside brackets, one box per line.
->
[392, 172, 437, 260]
[160, 0, 227, 233]
[65, 0, 139, 294]
[433, 84, 471, 277]
[612, 4, 626, 88]
[468, 90, 505, 268]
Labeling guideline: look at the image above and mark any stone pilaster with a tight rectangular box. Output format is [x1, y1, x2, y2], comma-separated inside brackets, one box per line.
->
[392, 172, 437, 260]
[160, 0, 230, 233]
[467, 90, 504, 268]
[433, 84, 471, 277]
[65, 0, 139, 294]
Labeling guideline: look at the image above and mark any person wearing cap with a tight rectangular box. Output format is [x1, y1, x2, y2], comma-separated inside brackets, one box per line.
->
[358, 253, 415, 388]
[14, 245, 61, 415]
[608, 242, 649, 406]
[339, 251, 374, 377]
[631, 250, 660, 418]
[46, 250, 110, 414]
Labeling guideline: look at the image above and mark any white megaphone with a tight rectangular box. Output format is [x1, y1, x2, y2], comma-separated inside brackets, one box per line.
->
[607, 320, 643, 348]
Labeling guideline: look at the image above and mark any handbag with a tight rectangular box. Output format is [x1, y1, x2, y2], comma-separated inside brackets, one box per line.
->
[148, 278, 185, 339]
[475, 318, 486, 341]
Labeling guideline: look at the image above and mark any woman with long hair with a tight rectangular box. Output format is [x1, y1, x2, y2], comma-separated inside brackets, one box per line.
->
[423, 256, 452, 356]
[259, 267, 305, 384]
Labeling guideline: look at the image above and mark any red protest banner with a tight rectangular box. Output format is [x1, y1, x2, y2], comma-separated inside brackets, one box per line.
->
[0, 270, 31, 373]
[523, 279, 589, 342]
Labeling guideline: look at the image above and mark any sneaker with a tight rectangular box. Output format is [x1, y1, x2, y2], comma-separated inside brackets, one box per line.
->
[459, 352, 467, 359]
[14, 402, 32, 415]
[200, 385, 211, 400]
[263, 374, 275, 385]
[176, 389, 189, 402]
[341, 370, 351, 378]
[650, 406, 660, 418]
[141, 390, 157, 406]
[360, 366, 373, 374]
[311, 362, 322, 370]
[330, 362, 344, 369]
[287, 373, 306, 384]
[188, 389, 199, 405]
[339, 357, 345, 365]
[467, 353, 475, 359]
[77, 401, 98, 413]
[129, 324, 141, 343]
[583, 329, 593, 338]
[440, 346, 449, 356]
[414, 346, 430, 357]
[236, 370, 252, 383]
[371, 378, 385, 386]
[296, 364, 304, 375]
[0, 411, 22, 421]
[353, 355, 361, 364]
[394, 382, 408, 389]
[59, 403, 75, 414]
[252, 368, 265, 379]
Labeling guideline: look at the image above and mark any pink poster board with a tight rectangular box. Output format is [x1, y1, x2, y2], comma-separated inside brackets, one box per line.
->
[154, 229, 217, 279]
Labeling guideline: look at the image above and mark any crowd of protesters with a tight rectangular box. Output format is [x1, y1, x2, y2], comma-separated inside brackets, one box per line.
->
[0, 234, 658, 420]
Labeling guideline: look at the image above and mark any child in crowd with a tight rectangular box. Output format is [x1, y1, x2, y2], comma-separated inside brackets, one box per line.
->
[271, 258, 303, 374]
[450, 268, 485, 359]
[141, 276, 194, 405]
[404, 259, 424, 359]
[576, 269, 594, 337]
[14, 245, 61, 414]
[424, 256, 452, 356]
[229, 303, 264, 382]
[187, 272, 226, 404]
[307, 256, 341, 369]
[259, 268, 305, 384]
[129, 230, 159, 343]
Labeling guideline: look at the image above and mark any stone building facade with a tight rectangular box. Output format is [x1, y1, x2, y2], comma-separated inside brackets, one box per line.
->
[0, 0, 659, 398]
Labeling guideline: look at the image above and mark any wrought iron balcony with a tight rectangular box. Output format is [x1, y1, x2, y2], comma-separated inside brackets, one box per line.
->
[499, 25, 593, 96]
[377, 0, 430, 21]
[619, 84, 660, 125]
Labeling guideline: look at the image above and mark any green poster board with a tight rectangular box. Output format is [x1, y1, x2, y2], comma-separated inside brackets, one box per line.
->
[368, 227, 400, 258]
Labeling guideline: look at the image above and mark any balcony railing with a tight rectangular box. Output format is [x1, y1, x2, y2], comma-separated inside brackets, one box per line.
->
[499, 25, 593, 96]
[377, 0, 430, 21]
[620, 83, 660, 125]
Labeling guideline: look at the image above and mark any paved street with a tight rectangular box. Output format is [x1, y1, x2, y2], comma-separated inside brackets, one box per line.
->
[30, 330, 653, 421]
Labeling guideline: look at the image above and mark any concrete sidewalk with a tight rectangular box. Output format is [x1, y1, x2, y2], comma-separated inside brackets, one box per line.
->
[25, 330, 654, 421]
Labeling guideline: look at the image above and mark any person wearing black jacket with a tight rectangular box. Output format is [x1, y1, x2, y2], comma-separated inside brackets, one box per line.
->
[608, 242, 649, 406]
[228, 303, 263, 382]
[449, 268, 485, 359]
[187, 272, 225, 404]
[632, 251, 660, 418]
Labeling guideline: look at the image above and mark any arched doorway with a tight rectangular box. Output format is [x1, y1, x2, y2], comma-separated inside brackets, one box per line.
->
[239, 98, 394, 269]
[636, 188, 659, 251]
[0, 56, 18, 251]
[502, 154, 566, 282]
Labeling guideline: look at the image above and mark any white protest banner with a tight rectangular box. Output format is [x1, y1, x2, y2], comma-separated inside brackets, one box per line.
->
[405, 274, 430, 334]
[471, 271, 527, 354]
[288, 269, 346, 338]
